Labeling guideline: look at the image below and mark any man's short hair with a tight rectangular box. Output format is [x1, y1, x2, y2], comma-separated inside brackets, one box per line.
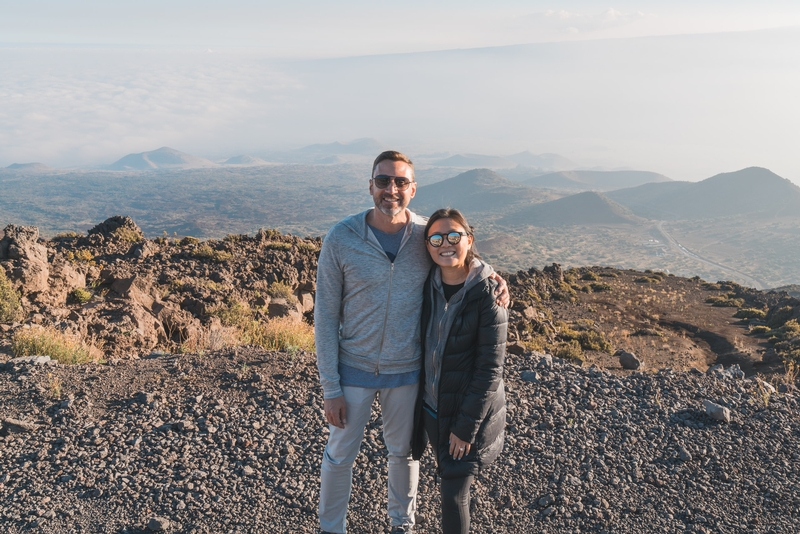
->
[372, 151, 415, 180]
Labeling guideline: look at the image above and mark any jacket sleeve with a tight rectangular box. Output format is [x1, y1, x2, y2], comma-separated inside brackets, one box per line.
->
[451, 287, 508, 443]
[314, 229, 344, 399]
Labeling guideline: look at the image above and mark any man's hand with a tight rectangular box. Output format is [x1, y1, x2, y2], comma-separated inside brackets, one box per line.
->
[489, 272, 511, 308]
[449, 432, 471, 460]
[324, 395, 347, 429]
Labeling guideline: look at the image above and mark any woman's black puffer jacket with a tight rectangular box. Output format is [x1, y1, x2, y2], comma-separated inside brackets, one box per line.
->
[411, 269, 508, 480]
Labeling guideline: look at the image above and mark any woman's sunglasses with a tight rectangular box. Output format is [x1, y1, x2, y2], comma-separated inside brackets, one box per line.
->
[426, 232, 468, 247]
[372, 175, 414, 191]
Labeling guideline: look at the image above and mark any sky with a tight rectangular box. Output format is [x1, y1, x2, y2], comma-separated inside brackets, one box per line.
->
[1, 1, 800, 183]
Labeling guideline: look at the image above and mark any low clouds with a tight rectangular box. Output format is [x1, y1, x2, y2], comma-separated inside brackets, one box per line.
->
[1, 29, 799, 184]
[0, 47, 303, 166]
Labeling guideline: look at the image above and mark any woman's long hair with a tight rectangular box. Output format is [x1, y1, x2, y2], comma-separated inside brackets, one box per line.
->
[425, 208, 481, 270]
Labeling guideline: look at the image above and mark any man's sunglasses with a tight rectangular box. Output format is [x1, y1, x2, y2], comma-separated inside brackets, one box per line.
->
[426, 232, 468, 247]
[372, 175, 414, 191]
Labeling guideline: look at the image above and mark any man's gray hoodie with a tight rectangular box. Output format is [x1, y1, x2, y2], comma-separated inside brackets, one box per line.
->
[314, 208, 432, 399]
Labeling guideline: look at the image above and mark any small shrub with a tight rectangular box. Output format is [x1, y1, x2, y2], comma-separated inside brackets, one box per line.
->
[12, 327, 99, 364]
[768, 306, 795, 329]
[266, 282, 297, 304]
[580, 285, 591, 293]
[209, 300, 314, 352]
[777, 319, 800, 339]
[180, 236, 200, 247]
[224, 234, 246, 243]
[749, 325, 770, 336]
[581, 271, 599, 281]
[0, 269, 23, 322]
[635, 276, 660, 284]
[734, 308, 767, 320]
[191, 244, 233, 263]
[706, 296, 745, 308]
[69, 287, 92, 304]
[590, 282, 613, 292]
[297, 241, 319, 252]
[701, 282, 721, 290]
[258, 228, 281, 240]
[113, 227, 142, 243]
[266, 242, 292, 251]
[53, 231, 81, 240]
[576, 329, 613, 353]
[554, 340, 584, 362]
[66, 249, 94, 263]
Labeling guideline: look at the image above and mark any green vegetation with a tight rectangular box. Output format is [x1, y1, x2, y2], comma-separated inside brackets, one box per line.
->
[266, 281, 298, 304]
[113, 227, 142, 243]
[210, 300, 314, 352]
[66, 249, 94, 263]
[706, 295, 745, 307]
[554, 340, 584, 363]
[589, 282, 613, 292]
[734, 308, 767, 320]
[191, 244, 234, 263]
[224, 234, 246, 243]
[297, 241, 319, 252]
[768, 306, 795, 328]
[0, 269, 23, 322]
[69, 287, 92, 304]
[53, 231, 82, 240]
[266, 241, 292, 251]
[12, 327, 99, 364]
[635, 276, 661, 284]
[749, 325, 771, 336]
[180, 236, 200, 246]
[580, 271, 599, 281]
[558, 320, 612, 353]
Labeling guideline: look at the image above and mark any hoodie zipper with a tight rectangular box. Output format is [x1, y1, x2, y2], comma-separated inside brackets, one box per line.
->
[376, 262, 394, 374]
[431, 295, 448, 402]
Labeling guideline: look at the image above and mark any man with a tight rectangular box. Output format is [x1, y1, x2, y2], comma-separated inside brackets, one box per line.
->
[315, 151, 507, 533]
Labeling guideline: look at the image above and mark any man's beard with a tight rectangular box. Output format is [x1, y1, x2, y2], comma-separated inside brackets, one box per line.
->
[375, 195, 405, 217]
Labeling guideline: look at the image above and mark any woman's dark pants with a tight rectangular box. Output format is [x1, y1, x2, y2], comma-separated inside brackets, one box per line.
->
[423, 408, 474, 534]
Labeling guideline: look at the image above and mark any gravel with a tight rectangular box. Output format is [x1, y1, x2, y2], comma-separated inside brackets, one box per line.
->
[1, 348, 798, 533]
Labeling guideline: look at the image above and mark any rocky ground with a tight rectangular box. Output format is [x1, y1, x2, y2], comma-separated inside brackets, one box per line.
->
[1, 348, 798, 534]
[2, 217, 800, 533]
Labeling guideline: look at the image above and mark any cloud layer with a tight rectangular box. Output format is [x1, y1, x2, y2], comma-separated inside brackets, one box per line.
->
[1, 28, 800, 184]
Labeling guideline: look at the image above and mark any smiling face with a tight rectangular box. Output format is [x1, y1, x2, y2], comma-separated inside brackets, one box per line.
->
[426, 217, 473, 272]
[370, 159, 416, 218]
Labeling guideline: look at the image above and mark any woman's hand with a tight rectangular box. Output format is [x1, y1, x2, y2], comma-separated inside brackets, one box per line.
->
[449, 433, 471, 460]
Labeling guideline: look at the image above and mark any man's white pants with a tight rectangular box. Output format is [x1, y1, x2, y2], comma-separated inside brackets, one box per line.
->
[319, 383, 419, 533]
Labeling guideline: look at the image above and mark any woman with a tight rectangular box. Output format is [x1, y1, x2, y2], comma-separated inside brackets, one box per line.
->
[412, 208, 508, 534]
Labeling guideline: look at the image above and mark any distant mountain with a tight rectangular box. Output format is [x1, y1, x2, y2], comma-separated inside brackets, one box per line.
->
[506, 151, 576, 170]
[432, 154, 517, 168]
[6, 162, 52, 172]
[522, 170, 672, 192]
[502, 191, 641, 227]
[108, 147, 217, 171]
[411, 168, 560, 216]
[297, 138, 386, 156]
[607, 167, 800, 220]
[223, 155, 268, 166]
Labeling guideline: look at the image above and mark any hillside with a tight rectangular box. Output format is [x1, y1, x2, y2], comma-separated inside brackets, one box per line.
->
[6, 162, 52, 172]
[502, 191, 642, 226]
[411, 168, 561, 216]
[522, 170, 671, 192]
[223, 155, 269, 166]
[607, 167, 800, 220]
[108, 147, 218, 171]
[431, 154, 517, 168]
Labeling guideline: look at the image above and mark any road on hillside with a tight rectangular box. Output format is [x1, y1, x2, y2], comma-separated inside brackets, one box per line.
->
[655, 221, 767, 290]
